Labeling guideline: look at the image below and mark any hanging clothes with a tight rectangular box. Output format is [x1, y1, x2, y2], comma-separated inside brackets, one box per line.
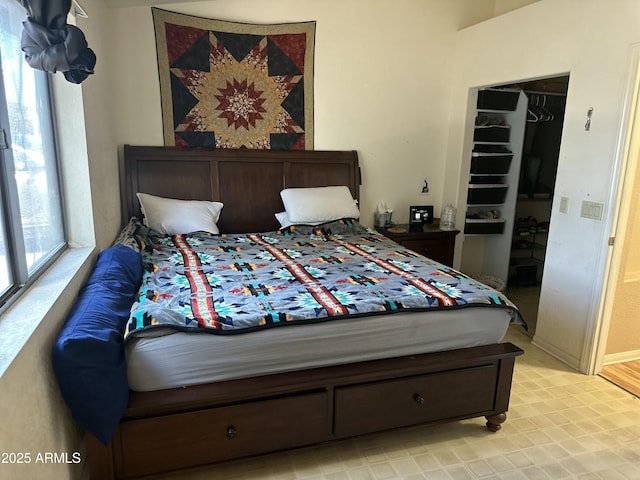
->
[15, 0, 95, 84]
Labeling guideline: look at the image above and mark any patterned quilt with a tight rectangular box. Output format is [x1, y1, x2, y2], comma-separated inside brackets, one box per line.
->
[124, 219, 522, 339]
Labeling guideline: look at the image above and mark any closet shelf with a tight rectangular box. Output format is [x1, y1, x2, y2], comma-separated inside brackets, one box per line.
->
[464, 218, 505, 235]
[477, 89, 519, 111]
[465, 218, 505, 224]
[472, 151, 513, 157]
[473, 126, 511, 143]
[467, 184, 508, 205]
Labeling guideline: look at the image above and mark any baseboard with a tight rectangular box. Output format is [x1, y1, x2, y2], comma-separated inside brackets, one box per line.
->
[603, 350, 640, 365]
[531, 336, 581, 371]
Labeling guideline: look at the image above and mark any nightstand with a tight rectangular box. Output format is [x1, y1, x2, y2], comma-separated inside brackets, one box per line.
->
[375, 222, 460, 267]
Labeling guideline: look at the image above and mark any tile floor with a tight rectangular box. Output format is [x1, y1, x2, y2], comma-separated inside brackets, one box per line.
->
[157, 326, 640, 480]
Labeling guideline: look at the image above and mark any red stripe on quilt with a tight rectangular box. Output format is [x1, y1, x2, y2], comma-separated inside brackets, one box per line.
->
[173, 235, 220, 328]
[331, 238, 456, 307]
[249, 234, 349, 316]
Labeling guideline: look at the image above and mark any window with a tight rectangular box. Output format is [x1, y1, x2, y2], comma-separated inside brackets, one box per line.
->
[0, 0, 66, 307]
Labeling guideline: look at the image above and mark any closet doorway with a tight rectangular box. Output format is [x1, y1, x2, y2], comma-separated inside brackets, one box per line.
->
[503, 75, 569, 336]
[460, 74, 569, 336]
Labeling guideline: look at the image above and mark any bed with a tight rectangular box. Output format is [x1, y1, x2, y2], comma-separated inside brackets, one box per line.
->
[61, 145, 524, 479]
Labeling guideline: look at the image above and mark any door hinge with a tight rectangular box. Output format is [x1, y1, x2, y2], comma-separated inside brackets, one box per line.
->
[608, 236, 615, 246]
[0, 128, 8, 150]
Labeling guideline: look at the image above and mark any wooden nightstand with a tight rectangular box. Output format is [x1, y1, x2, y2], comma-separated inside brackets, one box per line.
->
[375, 222, 460, 267]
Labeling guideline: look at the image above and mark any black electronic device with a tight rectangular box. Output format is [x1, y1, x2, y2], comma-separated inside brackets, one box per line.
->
[409, 205, 434, 227]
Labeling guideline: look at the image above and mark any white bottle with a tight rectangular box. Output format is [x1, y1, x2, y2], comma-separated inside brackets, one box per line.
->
[441, 204, 457, 230]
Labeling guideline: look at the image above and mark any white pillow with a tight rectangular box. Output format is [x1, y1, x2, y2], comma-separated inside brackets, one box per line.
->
[280, 186, 359, 224]
[275, 211, 324, 229]
[136, 193, 223, 235]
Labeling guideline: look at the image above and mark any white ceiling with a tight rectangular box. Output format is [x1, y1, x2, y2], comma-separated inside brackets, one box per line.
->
[103, 0, 208, 7]
[103, 0, 541, 11]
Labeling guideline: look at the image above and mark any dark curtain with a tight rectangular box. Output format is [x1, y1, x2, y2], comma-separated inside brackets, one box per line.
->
[15, 0, 96, 84]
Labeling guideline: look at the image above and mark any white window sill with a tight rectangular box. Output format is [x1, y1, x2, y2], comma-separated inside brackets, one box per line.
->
[0, 246, 96, 377]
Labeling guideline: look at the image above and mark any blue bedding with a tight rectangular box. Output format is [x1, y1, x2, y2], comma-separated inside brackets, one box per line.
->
[52, 243, 142, 445]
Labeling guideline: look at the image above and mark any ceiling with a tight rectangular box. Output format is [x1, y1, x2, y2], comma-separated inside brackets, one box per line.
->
[103, 0, 541, 12]
[103, 0, 209, 7]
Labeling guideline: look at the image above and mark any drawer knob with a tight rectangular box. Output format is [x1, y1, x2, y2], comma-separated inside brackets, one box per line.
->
[226, 426, 237, 439]
[414, 394, 425, 405]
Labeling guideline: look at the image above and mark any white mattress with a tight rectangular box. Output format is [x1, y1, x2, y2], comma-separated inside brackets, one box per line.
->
[125, 306, 517, 392]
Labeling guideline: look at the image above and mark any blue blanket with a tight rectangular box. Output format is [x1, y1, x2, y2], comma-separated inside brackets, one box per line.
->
[125, 220, 522, 339]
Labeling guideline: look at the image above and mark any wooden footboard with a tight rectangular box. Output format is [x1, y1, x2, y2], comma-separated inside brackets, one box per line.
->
[87, 342, 523, 479]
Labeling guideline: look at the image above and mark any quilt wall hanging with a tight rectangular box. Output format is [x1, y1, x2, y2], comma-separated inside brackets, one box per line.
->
[152, 8, 315, 150]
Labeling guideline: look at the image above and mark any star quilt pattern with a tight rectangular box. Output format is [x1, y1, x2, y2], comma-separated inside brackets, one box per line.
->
[153, 8, 315, 150]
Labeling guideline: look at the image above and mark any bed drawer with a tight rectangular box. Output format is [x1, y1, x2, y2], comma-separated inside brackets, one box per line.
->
[334, 364, 497, 438]
[116, 391, 329, 478]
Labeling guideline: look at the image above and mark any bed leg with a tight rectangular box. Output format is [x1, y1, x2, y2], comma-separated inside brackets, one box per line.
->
[485, 413, 507, 432]
[86, 432, 115, 479]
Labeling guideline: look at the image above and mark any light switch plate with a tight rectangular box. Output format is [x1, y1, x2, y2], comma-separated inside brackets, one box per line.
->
[559, 196, 569, 213]
[580, 200, 603, 221]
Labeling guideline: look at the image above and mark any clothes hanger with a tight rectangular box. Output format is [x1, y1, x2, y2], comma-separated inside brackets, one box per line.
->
[527, 94, 541, 123]
[72, 0, 88, 18]
[541, 95, 554, 121]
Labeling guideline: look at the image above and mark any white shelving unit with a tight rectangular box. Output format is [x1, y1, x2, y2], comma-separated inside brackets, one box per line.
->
[462, 88, 528, 282]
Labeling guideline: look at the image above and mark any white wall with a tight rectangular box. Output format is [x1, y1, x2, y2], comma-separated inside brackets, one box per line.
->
[79, 2, 120, 250]
[494, 0, 541, 16]
[445, 0, 640, 369]
[105, 0, 484, 233]
[0, 254, 92, 480]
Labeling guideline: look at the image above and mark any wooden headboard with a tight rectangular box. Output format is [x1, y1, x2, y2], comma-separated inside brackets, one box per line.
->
[122, 145, 360, 234]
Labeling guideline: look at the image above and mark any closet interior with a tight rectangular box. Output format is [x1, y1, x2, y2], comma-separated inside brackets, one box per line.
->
[509, 76, 568, 286]
[462, 75, 569, 334]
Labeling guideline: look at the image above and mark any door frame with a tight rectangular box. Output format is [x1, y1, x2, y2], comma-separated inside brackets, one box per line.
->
[582, 42, 640, 374]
